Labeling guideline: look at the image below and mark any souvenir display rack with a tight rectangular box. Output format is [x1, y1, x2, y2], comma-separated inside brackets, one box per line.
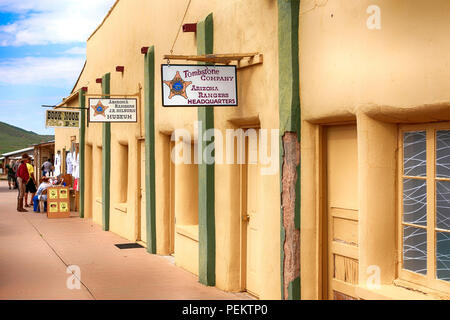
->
[47, 186, 71, 218]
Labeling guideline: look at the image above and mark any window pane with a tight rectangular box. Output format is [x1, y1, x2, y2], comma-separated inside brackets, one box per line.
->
[403, 131, 426, 177]
[403, 226, 427, 275]
[436, 130, 450, 178]
[403, 178, 427, 226]
[436, 232, 450, 282]
[436, 181, 450, 231]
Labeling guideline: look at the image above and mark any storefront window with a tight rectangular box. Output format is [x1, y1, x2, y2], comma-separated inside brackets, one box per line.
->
[402, 131, 427, 275]
[435, 130, 450, 281]
[400, 126, 450, 291]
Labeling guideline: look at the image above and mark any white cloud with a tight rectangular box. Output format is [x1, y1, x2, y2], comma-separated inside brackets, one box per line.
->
[62, 46, 86, 55]
[0, 0, 116, 46]
[0, 56, 85, 87]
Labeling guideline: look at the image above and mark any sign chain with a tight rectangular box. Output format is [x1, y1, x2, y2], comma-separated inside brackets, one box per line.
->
[168, 0, 192, 66]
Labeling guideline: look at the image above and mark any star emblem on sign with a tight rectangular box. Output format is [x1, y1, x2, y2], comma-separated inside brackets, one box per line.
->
[91, 100, 108, 117]
[163, 71, 192, 99]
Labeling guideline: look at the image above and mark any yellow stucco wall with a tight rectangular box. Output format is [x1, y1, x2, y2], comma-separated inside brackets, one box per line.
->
[300, 0, 450, 299]
[57, 0, 281, 299]
[300, 0, 450, 123]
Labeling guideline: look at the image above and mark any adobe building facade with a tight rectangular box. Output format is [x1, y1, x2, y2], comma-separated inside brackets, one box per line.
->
[53, 0, 450, 300]
[54, 0, 300, 300]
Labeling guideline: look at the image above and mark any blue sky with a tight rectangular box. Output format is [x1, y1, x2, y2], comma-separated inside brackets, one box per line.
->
[0, 0, 115, 135]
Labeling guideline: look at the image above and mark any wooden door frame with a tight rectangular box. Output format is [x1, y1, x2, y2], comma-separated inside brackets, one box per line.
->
[239, 150, 248, 291]
[169, 139, 175, 254]
[136, 138, 145, 242]
[85, 143, 93, 219]
[157, 132, 175, 256]
[318, 122, 357, 300]
[318, 125, 328, 300]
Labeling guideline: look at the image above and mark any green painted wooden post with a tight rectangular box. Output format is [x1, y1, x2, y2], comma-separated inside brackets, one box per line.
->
[197, 13, 215, 286]
[79, 88, 86, 218]
[102, 73, 111, 231]
[278, 0, 301, 300]
[144, 46, 157, 254]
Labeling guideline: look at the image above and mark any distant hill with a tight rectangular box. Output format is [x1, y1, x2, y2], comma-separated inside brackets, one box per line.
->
[0, 122, 54, 156]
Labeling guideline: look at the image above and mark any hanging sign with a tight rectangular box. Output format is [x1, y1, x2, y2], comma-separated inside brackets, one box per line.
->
[161, 64, 238, 107]
[45, 110, 80, 128]
[88, 98, 137, 123]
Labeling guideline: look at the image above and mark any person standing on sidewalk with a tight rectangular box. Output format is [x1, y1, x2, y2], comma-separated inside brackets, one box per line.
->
[42, 159, 53, 177]
[16, 154, 30, 212]
[6, 160, 15, 190]
[24, 160, 37, 208]
[13, 159, 20, 189]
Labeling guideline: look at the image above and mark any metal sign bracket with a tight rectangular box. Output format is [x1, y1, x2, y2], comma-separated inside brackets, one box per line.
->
[162, 53, 263, 70]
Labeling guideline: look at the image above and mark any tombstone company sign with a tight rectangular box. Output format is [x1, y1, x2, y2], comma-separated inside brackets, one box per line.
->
[89, 98, 137, 123]
[161, 64, 237, 107]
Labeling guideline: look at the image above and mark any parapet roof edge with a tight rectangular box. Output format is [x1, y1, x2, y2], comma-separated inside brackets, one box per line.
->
[87, 0, 120, 42]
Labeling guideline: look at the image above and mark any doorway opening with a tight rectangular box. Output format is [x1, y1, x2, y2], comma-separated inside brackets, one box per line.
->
[320, 124, 359, 300]
[239, 127, 261, 299]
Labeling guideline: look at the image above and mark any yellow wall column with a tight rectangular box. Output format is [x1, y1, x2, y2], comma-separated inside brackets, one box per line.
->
[357, 113, 397, 285]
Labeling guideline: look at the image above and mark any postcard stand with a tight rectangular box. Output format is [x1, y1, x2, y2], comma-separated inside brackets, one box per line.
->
[47, 186, 71, 218]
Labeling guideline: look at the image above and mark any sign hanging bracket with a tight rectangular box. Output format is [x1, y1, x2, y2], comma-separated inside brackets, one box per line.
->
[162, 53, 263, 70]
[83, 92, 140, 97]
[41, 105, 89, 110]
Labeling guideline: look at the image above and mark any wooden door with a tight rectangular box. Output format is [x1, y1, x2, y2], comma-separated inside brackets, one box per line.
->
[139, 141, 147, 243]
[169, 140, 175, 254]
[242, 128, 261, 298]
[324, 125, 359, 300]
[85, 144, 93, 219]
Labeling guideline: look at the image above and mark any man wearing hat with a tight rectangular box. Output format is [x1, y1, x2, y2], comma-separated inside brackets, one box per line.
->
[16, 153, 30, 212]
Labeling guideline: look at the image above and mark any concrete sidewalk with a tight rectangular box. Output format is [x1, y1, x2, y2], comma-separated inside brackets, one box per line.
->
[0, 181, 250, 300]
